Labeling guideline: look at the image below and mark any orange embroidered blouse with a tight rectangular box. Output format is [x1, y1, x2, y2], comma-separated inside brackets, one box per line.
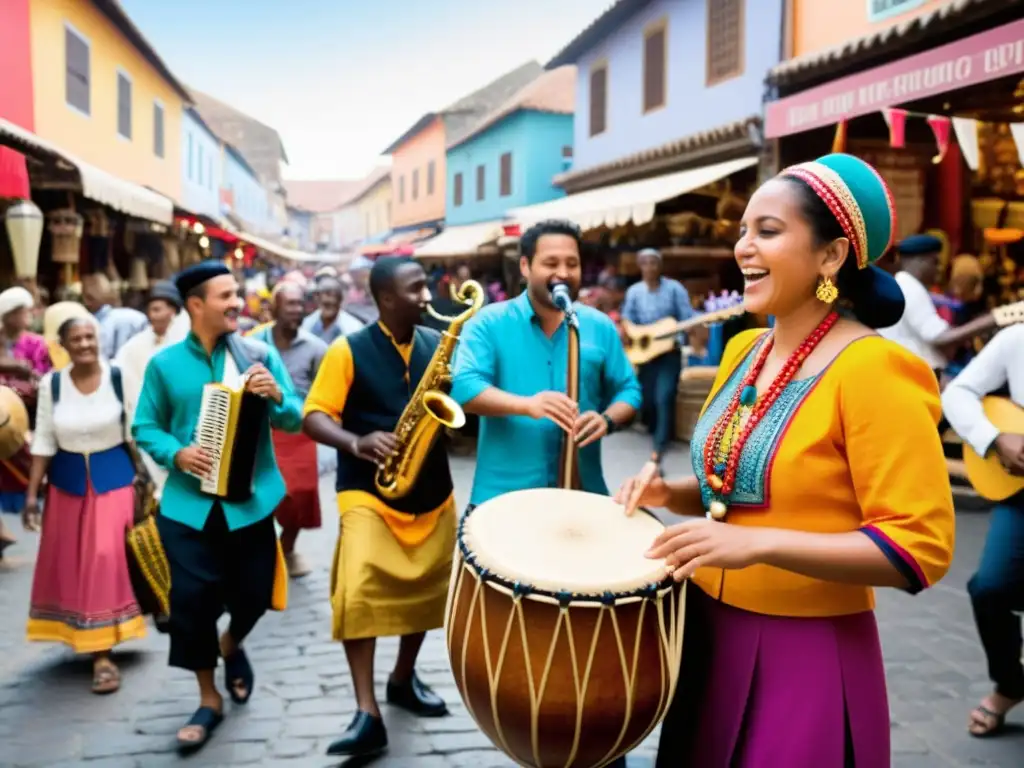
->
[690, 329, 956, 618]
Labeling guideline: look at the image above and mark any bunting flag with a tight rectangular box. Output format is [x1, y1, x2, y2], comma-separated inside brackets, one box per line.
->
[882, 108, 908, 148]
[951, 117, 980, 171]
[831, 120, 848, 153]
[1009, 123, 1024, 168]
[927, 116, 952, 165]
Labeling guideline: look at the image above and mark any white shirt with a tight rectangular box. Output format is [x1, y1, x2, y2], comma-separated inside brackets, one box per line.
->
[941, 325, 1024, 456]
[877, 271, 950, 370]
[32, 362, 132, 457]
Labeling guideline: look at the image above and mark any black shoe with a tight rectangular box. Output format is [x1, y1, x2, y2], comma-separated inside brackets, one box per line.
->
[325, 710, 388, 757]
[386, 671, 448, 717]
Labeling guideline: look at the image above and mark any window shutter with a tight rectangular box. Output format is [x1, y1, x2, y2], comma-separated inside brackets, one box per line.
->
[412, 169, 419, 199]
[500, 153, 512, 197]
[707, 0, 744, 85]
[427, 161, 436, 195]
[589, 66, 607, 137]
[644, 24, 667, 112]
[454, 173, 463, 207]
[153, 102, 165, 157]
[64, 28, 90, 114]
[399, 175, 405, 203]
[117, 73, 132, 139]
[476, 165, 485, 201]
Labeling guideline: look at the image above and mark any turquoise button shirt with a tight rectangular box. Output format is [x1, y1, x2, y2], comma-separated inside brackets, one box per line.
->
[132, 332, 303, 531]
[451, 292, 642, 506]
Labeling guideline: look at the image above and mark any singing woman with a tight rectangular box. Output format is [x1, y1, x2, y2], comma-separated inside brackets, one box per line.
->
[617, 153, 955, 767]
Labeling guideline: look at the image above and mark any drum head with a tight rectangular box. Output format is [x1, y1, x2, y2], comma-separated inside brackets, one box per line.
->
[462, 488, 669, 597]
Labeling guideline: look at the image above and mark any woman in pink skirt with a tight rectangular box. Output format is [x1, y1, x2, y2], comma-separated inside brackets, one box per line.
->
[23, 316, 144, 694]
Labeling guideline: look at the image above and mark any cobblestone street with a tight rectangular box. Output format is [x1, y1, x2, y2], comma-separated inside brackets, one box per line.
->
[1, 432, 1023, 767]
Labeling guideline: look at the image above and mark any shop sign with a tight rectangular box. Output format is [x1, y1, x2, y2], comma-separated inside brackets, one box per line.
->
[867, 0, 926, 24]
[766, 19, 1024, 139]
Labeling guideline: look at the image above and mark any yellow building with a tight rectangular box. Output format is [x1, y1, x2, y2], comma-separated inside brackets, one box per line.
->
[353, 168, 392, 241]
[28, 0, 190, 204]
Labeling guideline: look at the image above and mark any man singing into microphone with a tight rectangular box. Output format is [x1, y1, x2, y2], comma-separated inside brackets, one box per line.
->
[451, 219, 641, 505]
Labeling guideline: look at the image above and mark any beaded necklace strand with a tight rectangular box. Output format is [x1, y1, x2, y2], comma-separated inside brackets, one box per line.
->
[701, 311, 839, 520]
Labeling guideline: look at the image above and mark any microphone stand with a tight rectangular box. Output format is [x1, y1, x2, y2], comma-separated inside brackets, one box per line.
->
[554, 290, 581, 490]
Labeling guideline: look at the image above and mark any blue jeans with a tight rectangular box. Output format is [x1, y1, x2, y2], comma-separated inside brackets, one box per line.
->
[638, 352, 682, 458]
[968, 493, 1024, 700]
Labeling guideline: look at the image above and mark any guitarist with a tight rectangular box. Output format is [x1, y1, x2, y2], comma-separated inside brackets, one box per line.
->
[621, 248, 696, 466]
[941, 323, 1024, 737]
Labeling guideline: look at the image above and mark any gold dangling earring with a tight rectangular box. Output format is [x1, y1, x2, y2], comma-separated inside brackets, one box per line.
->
[815, 276, 839, 304]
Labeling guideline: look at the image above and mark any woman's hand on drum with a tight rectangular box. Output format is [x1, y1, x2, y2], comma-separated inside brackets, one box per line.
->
[614, 468, 670, 516]
[646, 518, 769, 581]
[525, 391, 578, 433]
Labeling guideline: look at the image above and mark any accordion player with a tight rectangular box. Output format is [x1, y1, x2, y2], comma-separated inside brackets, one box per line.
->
[194, 378, 267, 502]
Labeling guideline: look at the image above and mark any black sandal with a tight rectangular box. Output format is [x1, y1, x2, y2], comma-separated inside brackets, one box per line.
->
[176, 706, 223, 752]
[969, 704, 1007, 738]
[224, 649, 254, 704]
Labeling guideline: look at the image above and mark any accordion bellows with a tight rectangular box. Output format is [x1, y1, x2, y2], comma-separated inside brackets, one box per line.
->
[195, 382, 267, 502]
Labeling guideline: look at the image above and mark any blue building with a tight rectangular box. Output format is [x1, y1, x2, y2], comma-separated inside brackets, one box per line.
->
[509, 0, 781, 235]
[180, 108, 222, 221]
[222, 143, 273, 235]
[415, 67, 575, 259]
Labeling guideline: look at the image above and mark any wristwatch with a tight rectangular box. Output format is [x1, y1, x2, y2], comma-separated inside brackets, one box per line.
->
[602, 413, 617, 434]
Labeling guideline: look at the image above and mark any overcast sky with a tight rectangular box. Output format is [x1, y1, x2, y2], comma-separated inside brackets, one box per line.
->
[121, 0, 604, 181]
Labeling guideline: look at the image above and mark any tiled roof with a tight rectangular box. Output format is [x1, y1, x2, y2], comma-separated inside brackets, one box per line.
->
[190, 89, 289, 184]
[383, 61, 544, 154]
[547, 0, 655, 69]
[554, 117, 761, 193]
[91, 1, 191, 102]
[768, 0, 1018, 86]
[283, 179, 363, 214]
[448, 66, 576, 151]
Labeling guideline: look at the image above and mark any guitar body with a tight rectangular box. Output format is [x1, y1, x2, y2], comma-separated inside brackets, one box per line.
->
[962, 397, 1024, 501]
[621, 317, 680, 367]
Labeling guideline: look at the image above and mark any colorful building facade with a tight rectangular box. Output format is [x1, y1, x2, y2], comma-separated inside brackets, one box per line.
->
[27, 0, 189, 202]
[388, 116, 447, 230]
[181, 108, 222, 221]
[222, 144, 273, 235]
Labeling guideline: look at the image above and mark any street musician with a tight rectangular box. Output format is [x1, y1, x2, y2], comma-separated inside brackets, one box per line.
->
[303, 256, 461, 760]
[132, 261, 302, 753]
[621, 247, 696, 466]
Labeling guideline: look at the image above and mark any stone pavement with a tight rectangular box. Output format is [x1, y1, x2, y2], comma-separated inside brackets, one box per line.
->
[1, 431, 1023, 767]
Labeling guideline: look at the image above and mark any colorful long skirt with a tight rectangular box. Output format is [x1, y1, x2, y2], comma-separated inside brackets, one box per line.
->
[656, 587, 890, 767]
[27, 484, 146, 653]
[271, 429, 321, 530]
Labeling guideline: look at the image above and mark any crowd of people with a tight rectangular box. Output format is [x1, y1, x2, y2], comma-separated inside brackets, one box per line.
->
[0, 151, 1018, 766]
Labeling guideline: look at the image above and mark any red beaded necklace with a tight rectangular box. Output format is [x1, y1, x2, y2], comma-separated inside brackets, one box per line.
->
[702, 311, 839, 519]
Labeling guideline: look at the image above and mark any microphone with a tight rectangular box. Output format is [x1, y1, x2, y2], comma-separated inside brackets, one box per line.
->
[550, 282, 573, 312]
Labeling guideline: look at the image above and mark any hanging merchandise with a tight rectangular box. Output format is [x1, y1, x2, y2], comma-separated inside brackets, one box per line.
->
[927, 116, 952, 164]
[831, 120, 848, 153]
[1009, 123, 1024, 167]
[882, 108, 908, 149]
[952, 117, 980, 171]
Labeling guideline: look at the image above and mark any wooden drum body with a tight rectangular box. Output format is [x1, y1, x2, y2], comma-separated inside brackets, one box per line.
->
[445, 489, 686, 768]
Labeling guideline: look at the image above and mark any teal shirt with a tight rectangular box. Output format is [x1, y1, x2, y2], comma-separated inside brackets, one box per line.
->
[132, 332, 303, 532]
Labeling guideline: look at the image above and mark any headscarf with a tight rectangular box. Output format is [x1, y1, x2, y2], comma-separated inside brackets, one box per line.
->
[779, 153, 903, 328]
[0, 287, 34, 320]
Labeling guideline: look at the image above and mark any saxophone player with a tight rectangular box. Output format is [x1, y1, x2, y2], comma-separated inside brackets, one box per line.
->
[303, 256, 456, 759]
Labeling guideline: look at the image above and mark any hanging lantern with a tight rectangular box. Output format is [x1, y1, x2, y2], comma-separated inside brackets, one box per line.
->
[5, 199, 44, 279]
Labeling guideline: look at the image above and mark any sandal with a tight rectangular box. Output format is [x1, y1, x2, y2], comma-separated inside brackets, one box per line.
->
[969, 704, 1007, 737]
[176, 706, 224, 752]
[224, 648, 254, 704]
[91, 661, 121, 695]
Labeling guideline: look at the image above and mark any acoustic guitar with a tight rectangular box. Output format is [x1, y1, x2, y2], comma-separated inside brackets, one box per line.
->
[962, 397, 1024, 501]
[621, 297, 746, 367]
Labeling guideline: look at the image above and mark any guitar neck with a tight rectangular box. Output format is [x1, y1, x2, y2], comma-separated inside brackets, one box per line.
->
[993, 301, 1024, 328]
[654, 305, 745, 340]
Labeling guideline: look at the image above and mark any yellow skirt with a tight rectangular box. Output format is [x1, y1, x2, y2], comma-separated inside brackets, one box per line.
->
[330, 498, 456, 641]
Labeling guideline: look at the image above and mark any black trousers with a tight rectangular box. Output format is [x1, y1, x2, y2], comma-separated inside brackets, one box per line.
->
[157, 505, 277, 672]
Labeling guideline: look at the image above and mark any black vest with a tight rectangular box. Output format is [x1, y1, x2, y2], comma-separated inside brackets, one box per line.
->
[337, 324, 453, 514]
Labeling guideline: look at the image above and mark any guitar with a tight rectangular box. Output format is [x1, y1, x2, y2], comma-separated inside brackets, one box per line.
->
[621, 296, 746, 367]
[992, 301, 1024, 328]
[962, 397, 1024, 501]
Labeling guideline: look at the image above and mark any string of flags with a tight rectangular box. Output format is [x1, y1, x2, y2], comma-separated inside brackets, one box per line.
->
[831, 109, 1024, 170]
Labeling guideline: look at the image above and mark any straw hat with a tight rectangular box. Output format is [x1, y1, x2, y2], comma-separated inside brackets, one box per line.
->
[0, 386, 29, 460]
[43, 301, 92, 370]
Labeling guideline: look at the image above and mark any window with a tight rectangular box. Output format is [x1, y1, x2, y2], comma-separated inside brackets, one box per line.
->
[706, 0, 744, 85]
[476, 165, 485, 201]
[589, 63, 607, 137]
[153, 101, 165, 158]
[412, 168, 419, 200]
[187, 133, 194, 180]
[643, 19, 668, 112]
[197, 144, 204, 186]
[64, 24, 90, 115]
[562, 145, 574, 159]
[427, 160, 436, 196]
[208, 158, 213, 190]
[116, 70, 132, 139]
[399, 175, 405, 203]
[499, 153, 512, 197]
[453, 172, 464, 207]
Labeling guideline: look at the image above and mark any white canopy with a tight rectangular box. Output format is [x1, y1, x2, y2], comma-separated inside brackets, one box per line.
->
[415, 220, 504, 257]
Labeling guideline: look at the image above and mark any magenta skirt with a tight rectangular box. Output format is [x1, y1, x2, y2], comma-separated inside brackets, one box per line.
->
[27, 484, 146, 653]
[656, 587, 890, 767]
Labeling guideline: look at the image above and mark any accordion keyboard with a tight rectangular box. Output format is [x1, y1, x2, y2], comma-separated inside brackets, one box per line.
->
[196, 385, 233, 495]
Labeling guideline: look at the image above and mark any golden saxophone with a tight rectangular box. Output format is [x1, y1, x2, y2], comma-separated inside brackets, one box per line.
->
[374, 279, 486, 500]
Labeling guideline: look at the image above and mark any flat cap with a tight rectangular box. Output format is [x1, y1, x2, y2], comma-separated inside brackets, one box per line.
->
[896, 234, 943, 256]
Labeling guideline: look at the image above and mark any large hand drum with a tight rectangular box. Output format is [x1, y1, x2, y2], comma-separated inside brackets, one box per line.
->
[445, 489, 686, 768]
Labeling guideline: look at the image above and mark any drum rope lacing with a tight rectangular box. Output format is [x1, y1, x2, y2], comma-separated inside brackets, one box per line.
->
[446, 506, 687, 768]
